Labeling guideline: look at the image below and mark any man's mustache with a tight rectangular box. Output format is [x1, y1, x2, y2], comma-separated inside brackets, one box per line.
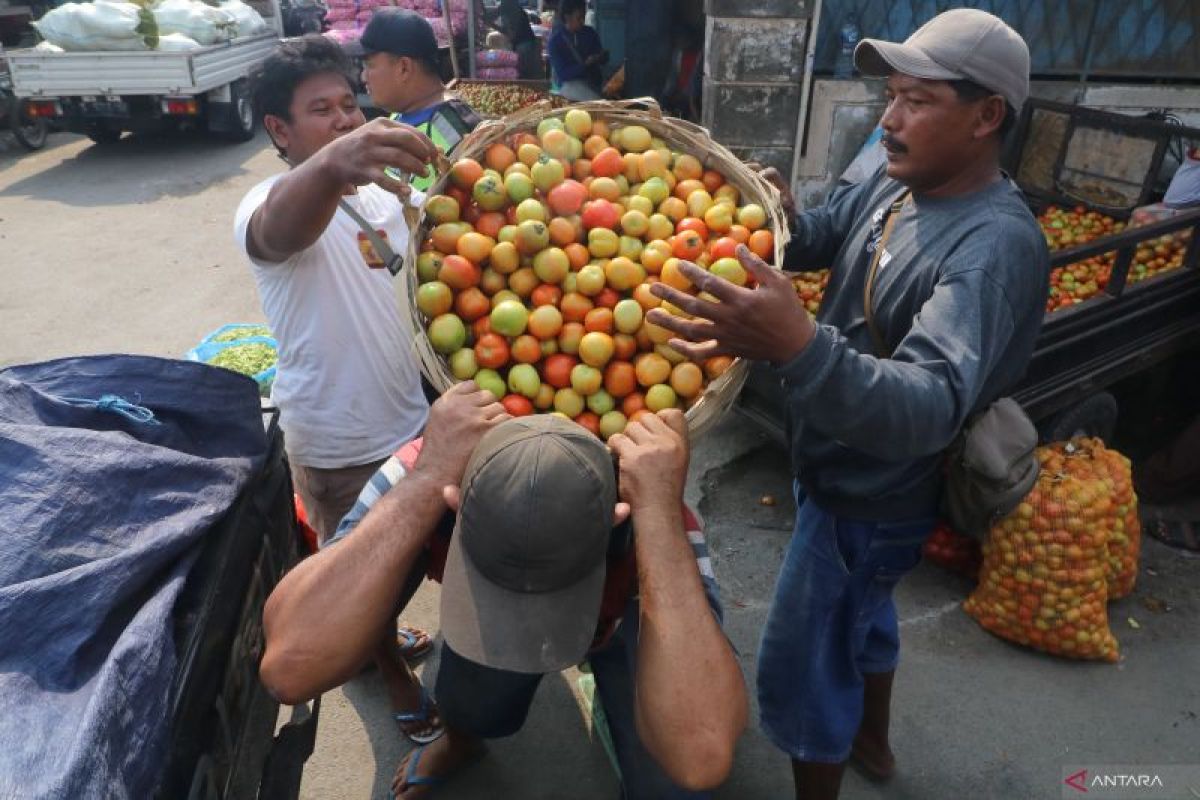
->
[882, 135, 908, 154]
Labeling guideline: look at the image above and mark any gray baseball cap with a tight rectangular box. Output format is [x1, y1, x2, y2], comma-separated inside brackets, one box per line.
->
[854, 8, 1030, 111]
[440, 414, 617, 674]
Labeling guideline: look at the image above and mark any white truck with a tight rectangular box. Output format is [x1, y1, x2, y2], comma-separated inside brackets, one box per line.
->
[6, 0, 282, 144]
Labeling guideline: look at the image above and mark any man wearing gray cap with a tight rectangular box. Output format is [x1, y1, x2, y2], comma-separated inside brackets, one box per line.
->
[259, 385, 747, 799]
[644, 9, 1050, 798]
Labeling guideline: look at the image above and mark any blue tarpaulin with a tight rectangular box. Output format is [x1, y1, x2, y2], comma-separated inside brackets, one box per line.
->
[0, 355, 267, 800]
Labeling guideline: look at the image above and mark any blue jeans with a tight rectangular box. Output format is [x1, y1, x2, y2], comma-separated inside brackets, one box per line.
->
[756, 487, 932, 763]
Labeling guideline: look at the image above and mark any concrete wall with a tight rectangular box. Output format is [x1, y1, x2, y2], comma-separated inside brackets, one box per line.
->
[701, 0, 811, 176]
[793, 78, 1200, 209]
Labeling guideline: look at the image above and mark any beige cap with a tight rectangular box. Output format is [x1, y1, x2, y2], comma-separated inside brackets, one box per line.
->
[854, 8, 1030, 111]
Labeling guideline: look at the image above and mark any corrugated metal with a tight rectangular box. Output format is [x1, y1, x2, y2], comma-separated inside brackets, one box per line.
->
[9, 34, 276, 97]
[815, 0, 1200, 79]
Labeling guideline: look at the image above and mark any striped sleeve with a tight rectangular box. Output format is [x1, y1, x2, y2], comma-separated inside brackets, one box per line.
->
[682, 504, 723, 625]
[322, 455, 408, 549]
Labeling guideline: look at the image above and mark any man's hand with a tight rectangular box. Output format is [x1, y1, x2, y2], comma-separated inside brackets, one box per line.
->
[316, 117, 438, 195]
[608, 409, 689, 510]
[745, 162, 796, 218]
[645, 245, 815, 365]
[414, 381, 509, 487]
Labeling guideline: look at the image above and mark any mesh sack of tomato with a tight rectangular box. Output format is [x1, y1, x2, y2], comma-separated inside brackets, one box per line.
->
[1089, 440, 1141, 599]
[963, 439, 1124, 662]
[402, 98, 790, 440]
[922, 520, 982, 580]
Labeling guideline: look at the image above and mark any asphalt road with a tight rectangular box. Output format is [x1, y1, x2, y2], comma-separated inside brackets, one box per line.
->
[2, 129, 1198, 800]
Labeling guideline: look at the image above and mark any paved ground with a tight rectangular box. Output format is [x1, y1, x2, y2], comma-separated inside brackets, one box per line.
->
[2, 130, 1198, 800]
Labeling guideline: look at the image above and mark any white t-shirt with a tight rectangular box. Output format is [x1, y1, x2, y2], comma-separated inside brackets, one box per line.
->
[234, 175, 428, 469]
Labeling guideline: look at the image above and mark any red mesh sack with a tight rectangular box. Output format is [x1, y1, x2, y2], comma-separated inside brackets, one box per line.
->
[964, 440, 1121, 662]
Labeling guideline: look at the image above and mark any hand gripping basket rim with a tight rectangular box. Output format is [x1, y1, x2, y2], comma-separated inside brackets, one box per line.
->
[401, 97, 792, 439]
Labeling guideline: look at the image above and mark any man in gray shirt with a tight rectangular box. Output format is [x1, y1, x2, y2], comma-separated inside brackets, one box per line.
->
[646, 9, 1049, 800]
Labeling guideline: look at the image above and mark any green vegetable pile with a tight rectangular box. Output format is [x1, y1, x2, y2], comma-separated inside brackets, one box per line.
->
[212, 324, 272, 343]
[209, 342, 277, 376]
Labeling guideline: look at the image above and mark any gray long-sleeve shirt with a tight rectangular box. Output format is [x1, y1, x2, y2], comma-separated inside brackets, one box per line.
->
[777, 167, 1050, 521]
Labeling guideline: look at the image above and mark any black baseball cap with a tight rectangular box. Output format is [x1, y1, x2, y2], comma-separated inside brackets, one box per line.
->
[349, 8, 440, 62]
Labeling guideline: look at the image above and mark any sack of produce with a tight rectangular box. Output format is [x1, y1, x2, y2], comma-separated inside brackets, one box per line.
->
[964, 439, 1129, 662]
[403, 98, 789, 439]
[33, 0, 158, 51]
[477, 66, 519, 80]
[157, 31, 201, 50]
[477, 48, 519, 68]
[1076, 438, 1140, 599]
[152, 0, 235, 45]
[218, 0, 267, 36]
[186, 336, 278, 395]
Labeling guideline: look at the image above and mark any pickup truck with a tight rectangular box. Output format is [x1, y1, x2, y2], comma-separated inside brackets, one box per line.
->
[6, 0, 281, 143]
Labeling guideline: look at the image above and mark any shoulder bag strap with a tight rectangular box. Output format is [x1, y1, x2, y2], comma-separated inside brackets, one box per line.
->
[338, 197, 405, 277]
[862, 191, 910, 358]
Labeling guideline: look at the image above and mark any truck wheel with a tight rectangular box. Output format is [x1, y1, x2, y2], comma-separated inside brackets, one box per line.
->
[218, 80, 256, 142]
[1045, 392, 1119, 444]
[86, 127, 123, 145]
[12, 101, 49, 150]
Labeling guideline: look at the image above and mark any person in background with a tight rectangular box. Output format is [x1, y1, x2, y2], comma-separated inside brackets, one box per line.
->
[238, 34, 443, 748]
[494, 0, 543, 80]
[356, 9, 481, 192]
[661, 23, 702, 121]
[547, 0, 606, 101]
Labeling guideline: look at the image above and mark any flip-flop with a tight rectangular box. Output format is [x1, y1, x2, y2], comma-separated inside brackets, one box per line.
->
[392, 742, 487, 799]
[394, 686, 443, 745]
[396, 626, 433, 663]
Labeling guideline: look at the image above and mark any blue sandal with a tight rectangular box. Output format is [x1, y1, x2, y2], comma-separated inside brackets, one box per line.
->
[396, 626, 432, 662]
[392, 742, 486, 799]
[394, 686, 443, 745]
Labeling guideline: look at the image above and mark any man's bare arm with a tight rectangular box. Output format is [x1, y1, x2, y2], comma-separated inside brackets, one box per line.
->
[259, 383, 507, 703]
[608, 411, 748, 790]
[247, 118, 437, 263]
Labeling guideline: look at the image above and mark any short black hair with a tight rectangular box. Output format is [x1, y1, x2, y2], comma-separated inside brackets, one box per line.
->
[950, 79, 1016, 142]
[253, 35, 355, 126]
[557, 0, 585, 22]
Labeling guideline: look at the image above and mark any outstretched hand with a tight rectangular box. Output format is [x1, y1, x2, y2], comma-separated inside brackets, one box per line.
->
[645, 245, 815, 365]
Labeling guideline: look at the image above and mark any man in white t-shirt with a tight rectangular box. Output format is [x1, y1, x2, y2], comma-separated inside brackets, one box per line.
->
[234, 34, 443, 743]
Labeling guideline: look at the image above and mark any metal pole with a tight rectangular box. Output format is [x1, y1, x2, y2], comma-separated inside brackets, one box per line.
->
[467, 0, 477, 78]
[1076, 0, 1101, 100]
[790, 0, 823, 191]
[442, 0, 460, 80]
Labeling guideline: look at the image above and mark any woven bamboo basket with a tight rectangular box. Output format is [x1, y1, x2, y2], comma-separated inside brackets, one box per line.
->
[401, 97, 791, 439]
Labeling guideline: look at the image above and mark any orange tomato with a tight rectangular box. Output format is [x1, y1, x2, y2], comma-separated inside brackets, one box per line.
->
[604, 361, 637, 397]
[564, 242, 590, 270]
[450, 158, 484, 190]
[484, 143, 517, 173]
[438, 254, 481, 290]
[748, 229, 774, 259]
[701, 169, 725, 193]
[547, 216, 579, 247]
[457, 231, 496, 265]
[527, 304, 564, 340]
[613, 332, 638, 361]
[671, 231, 706, 261]
[726, 224, 751, 244]
[511, 334, 542, 364]
[591, 147, 624, 178]
[560, 292, 595, 323]
[676, 217, 709, 240]
[584, 307, 615, 334]
[709, 236, 739, 260]
[454, 287, 491, 321]
[594, 287, 621, 309]
[531, 283, 564, 308]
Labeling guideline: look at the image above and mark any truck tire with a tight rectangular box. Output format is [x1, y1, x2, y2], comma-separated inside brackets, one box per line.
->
[86, 126, 123, 145]
[12, 100, 49, 150]
[213, 80, 256, 142]
[1045, 392, 1119, 444]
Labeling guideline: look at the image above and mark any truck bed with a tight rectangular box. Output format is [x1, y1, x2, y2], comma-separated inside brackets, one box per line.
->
[9, 32, 277, 97]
